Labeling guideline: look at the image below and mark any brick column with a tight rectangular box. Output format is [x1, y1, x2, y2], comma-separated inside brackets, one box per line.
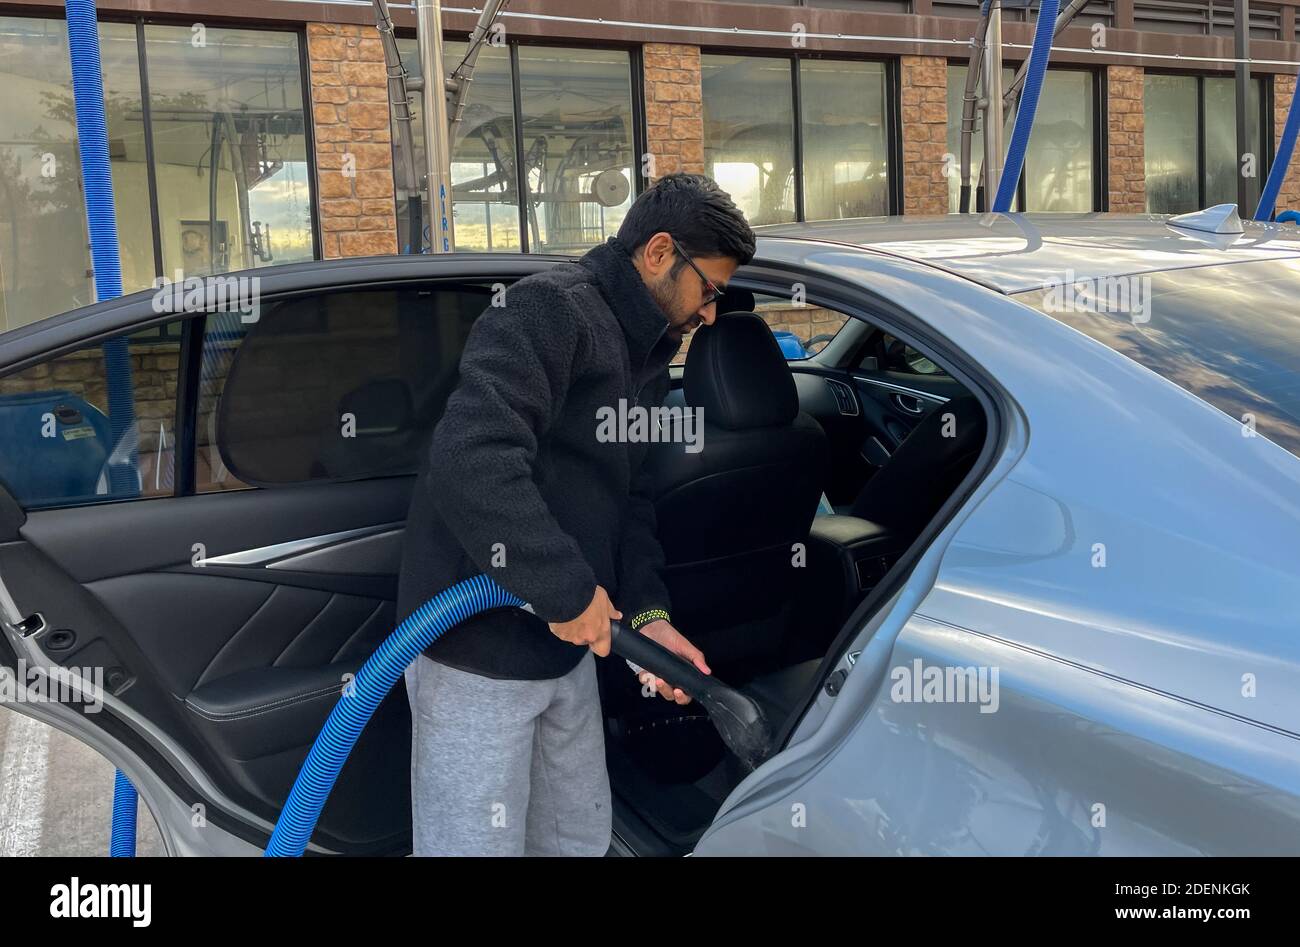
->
[900, 56, 948, 215]
[643, 43, 704, 180]
[307, 23, 398, 258]
[1273, 74, 1300, 215]
[1107, 65, 1146, 213]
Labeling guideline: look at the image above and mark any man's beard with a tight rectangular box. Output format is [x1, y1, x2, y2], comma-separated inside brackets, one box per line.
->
[648, 273, 697, 339]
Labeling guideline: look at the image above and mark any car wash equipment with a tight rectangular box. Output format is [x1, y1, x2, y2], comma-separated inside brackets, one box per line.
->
[992, 0, 1060, 213]
[263, 573, 773, 857]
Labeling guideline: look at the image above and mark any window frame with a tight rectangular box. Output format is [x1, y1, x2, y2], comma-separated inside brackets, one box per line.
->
[397, 32, 646, 254]
[699, 48, 902, 222]
[1142, 67, 1275, 214]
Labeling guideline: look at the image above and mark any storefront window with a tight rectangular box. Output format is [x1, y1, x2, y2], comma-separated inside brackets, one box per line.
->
[800, 59, 890, 220]
[1144, 72, 1264, 214]
[702, 54, 797, 226]
[0, 17, 153, 332]
[143, 24, 313, 277]
[395, 37, 520, 252]
[517, 46, 636, 254]
[946, 64, 1095, 212]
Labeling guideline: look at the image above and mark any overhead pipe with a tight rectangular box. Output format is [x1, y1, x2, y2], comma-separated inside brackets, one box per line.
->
[416, 0, 456, 253]
[373, 0, 423, 252]
[958, 1, 991, 214]
[982, 0, 1006, 204]
[1001, 0, 1091, 118]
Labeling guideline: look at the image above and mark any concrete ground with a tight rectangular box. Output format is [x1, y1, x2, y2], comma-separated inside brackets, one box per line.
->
[0, 704, 164, 856]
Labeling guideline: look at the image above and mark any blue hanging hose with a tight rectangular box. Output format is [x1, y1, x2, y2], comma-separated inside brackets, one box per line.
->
[264, 574, 524, 857]
[110, 769, 139, 857]
[65, 0, 141, 855]
[992, 0, 1059, 213]
[1256, 76, 1300, 221]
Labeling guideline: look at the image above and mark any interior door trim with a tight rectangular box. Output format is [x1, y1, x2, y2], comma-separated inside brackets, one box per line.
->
[202, 522, 403, 568]
[851, 375, 949, 404]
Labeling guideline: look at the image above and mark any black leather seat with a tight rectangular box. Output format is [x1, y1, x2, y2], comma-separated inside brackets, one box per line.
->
[646, 312, 828, 672]
[848, 394, 985, 537]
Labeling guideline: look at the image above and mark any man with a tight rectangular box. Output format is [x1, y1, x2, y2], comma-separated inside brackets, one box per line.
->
[398, 172, 757, 856]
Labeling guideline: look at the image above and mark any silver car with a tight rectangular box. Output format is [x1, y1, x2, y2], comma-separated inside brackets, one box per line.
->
[1, 208, 1297, 855]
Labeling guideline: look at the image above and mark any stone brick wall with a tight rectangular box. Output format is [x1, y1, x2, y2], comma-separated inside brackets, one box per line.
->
[1107, 65, 1146, 213]
[900, 56, 948, 215]
[307, 23, 399, 258]
[642, 43, 704, 180]
[1274, 74, 1300, 215]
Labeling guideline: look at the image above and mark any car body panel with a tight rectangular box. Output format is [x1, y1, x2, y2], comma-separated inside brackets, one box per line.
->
[696, 233, 1300, 855]
[760, 213, 1300, 292]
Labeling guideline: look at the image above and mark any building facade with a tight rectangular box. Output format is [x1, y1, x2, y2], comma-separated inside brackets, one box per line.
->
[3, 0, 1300, 333]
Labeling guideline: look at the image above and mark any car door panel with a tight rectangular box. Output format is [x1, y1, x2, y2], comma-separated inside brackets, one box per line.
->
[0, 255, 564, 853]
[2, 476, 415, 850]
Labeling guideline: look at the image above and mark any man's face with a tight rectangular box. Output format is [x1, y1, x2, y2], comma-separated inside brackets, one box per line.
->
[633, 232, 740, 342]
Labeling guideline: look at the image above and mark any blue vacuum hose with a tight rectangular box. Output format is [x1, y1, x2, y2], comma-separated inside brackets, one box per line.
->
[65, 0, 142, 854]
[264, 574, 523, 856]
[110, 769, 139, 857]
[992, 0, 1059, 213]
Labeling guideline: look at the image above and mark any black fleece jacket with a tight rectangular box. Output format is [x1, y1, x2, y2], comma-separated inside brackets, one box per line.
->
[396, 236, 682, 680]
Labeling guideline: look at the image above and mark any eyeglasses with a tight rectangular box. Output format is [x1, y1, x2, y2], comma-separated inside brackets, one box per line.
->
[669, 235, 725, 306]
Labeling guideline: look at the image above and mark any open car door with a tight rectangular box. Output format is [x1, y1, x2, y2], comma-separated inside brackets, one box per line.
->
[0, 254, 556, 855]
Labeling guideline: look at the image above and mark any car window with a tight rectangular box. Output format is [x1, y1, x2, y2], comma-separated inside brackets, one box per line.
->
[1015, 258, 1300, 459]
[212, 286, 492, 486]
[671, 292, 851, 366]
[864, 333, 950, 377]
[0, 326, 182, 509]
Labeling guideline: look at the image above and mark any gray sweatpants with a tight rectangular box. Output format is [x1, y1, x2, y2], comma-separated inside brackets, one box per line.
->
[403, 650, 611, 856]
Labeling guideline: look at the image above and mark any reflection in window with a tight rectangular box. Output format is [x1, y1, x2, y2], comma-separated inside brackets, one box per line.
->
[1144, 74, 1198, 213]
[516, 46, 635, 254]
[702, 55, 796, 225]
[0, 17, 155, 332]
[800, 59, 889, 220]
[1204, 77, 1261, 210]
[143, 24, 313, 277]
[1144, 73, 1264, 214]
[395, 38, 520, 252]
[946, 65, 1094, 212]
[1024, 71, 1094, 212]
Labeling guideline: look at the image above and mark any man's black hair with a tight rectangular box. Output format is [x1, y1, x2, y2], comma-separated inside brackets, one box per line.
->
[617, 172, 756, 267]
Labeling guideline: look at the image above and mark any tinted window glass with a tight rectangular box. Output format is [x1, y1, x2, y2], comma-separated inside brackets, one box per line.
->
[214, 286, 491, 485]
[1016, 259, 1300, 458]
[0, 328, 181, 508]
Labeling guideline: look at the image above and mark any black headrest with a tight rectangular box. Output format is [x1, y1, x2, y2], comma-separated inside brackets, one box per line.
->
[717, 286, 755, 314]
[684, 313, 798, 430]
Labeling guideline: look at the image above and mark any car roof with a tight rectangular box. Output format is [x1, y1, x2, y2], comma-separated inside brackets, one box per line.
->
[757, 212, 1300, 294]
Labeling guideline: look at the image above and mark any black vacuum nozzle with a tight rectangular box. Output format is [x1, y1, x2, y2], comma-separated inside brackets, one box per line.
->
[609, 621, 772, 771]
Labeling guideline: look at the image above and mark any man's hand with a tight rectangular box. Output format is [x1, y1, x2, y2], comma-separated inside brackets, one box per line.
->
[548, 585, 621, 657]
[634, 619, 711, 705]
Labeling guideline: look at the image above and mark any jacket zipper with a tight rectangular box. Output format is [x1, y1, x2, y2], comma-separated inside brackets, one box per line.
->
[631, 323, 670, 409]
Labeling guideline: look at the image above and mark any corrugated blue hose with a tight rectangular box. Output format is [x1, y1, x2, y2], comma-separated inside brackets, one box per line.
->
[65, 0, 141, 856]
[264, 574, 525, 857]
[110, 770, 139, 857]
[992, 0, 1059, 213]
